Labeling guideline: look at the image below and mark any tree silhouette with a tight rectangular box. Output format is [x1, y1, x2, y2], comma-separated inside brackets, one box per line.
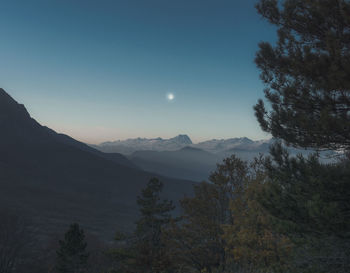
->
[134, 178, 175, 273]
[55, 223, 89, 273]
[254, 0, 350, 151]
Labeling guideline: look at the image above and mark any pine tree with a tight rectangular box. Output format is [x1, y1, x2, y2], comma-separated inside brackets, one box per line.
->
[55, 223, 89, 273]
[110, 178, 175, 273]
[259, 143, 350, 272]
[134, 177, 175, 273]
[254, 0, 350, 151]
[164, 155, 250, 272]
[165, 182, 227, 272]
[253, 2, 350, 270]
[223, 157, 293, 272]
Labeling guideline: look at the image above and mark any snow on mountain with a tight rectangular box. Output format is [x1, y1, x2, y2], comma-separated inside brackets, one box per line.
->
[96, 134, 193, 154]
[93, 135, 272, 155]
[194, 137, 261, 153]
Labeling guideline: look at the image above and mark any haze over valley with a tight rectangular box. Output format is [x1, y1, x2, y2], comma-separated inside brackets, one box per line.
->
[92, 135, 327, 181]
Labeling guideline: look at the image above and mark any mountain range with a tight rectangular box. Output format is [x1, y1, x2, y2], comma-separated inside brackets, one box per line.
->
[92, 136, 332, 181]
[94, 134, 193, 154]
[92, 135, 272, 154]
[91, 136, 277, 181]
[0, 88, 194, 241]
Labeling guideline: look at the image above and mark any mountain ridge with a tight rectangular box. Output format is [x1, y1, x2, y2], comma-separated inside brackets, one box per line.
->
[0, 88, 194, 241]
[93, 135, 272, 155]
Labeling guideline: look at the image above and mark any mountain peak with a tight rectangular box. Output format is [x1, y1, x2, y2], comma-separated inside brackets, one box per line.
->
[0, 88, 30, 119]
[0, 88, 17, 104]
[171, 134, 192, 144]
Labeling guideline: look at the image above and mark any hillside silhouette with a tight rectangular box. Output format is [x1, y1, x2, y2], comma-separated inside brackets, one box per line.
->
[0, 88, 194, 240]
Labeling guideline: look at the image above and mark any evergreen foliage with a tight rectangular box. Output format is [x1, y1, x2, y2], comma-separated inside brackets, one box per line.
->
[110, 178, 175, 273]
[254, 0, 350, 151]
[223, 157, 293, 273]
[55, 223, 89, 273]
[164, 155, 286, 273]
[134, 177, 175, 273]
[259, 144, 350, 272]
[253, 2, 350, 269]
[165, 181, 228, 272]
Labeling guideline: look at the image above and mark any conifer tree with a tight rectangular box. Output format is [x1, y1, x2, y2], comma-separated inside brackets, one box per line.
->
[223, 157, 293, 272]
[164, 156, 250, 272]
[134, 177, 175, 273]
[110, 178, 175, 273]
[253, 1, 350, 268]
[56, 223, 89, 273]
[259, 144, 350, 272]
[254, 0, 350, 151]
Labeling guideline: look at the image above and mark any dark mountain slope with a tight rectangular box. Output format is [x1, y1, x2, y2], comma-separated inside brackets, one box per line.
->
[45, 128, 138, 169]
[130, 147, 221, 181]
[0, 88, 193, 241]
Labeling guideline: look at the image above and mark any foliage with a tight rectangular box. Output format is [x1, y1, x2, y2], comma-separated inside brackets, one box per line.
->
[164, 182, 228, 272]
[262, 143, 350, 239]
[257, 144, 350, 272]
[165, 156, 271, 272]
[254, 0, 350, 151]
[55, 223, 89, 273]
[253, 1, 350, 271]
[222, 157, 293, 272]
[134, 177, 175, 273]
[110, 178, 176, 273]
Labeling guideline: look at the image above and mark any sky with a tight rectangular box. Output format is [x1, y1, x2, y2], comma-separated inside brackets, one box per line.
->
[0, 0, 276, 144]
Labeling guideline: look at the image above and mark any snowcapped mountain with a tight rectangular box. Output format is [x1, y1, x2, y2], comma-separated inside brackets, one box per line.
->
[91, 135, 334, 181]
[194, 137, 272, 153]
[92, 135, 272, 155]
[94, 134, 193, 154]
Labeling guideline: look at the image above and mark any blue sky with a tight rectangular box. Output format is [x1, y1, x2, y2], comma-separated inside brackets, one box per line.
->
[0, 0, 276, 144]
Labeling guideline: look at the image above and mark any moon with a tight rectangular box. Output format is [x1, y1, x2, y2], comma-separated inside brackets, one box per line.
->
[167, 93, 175, 101]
